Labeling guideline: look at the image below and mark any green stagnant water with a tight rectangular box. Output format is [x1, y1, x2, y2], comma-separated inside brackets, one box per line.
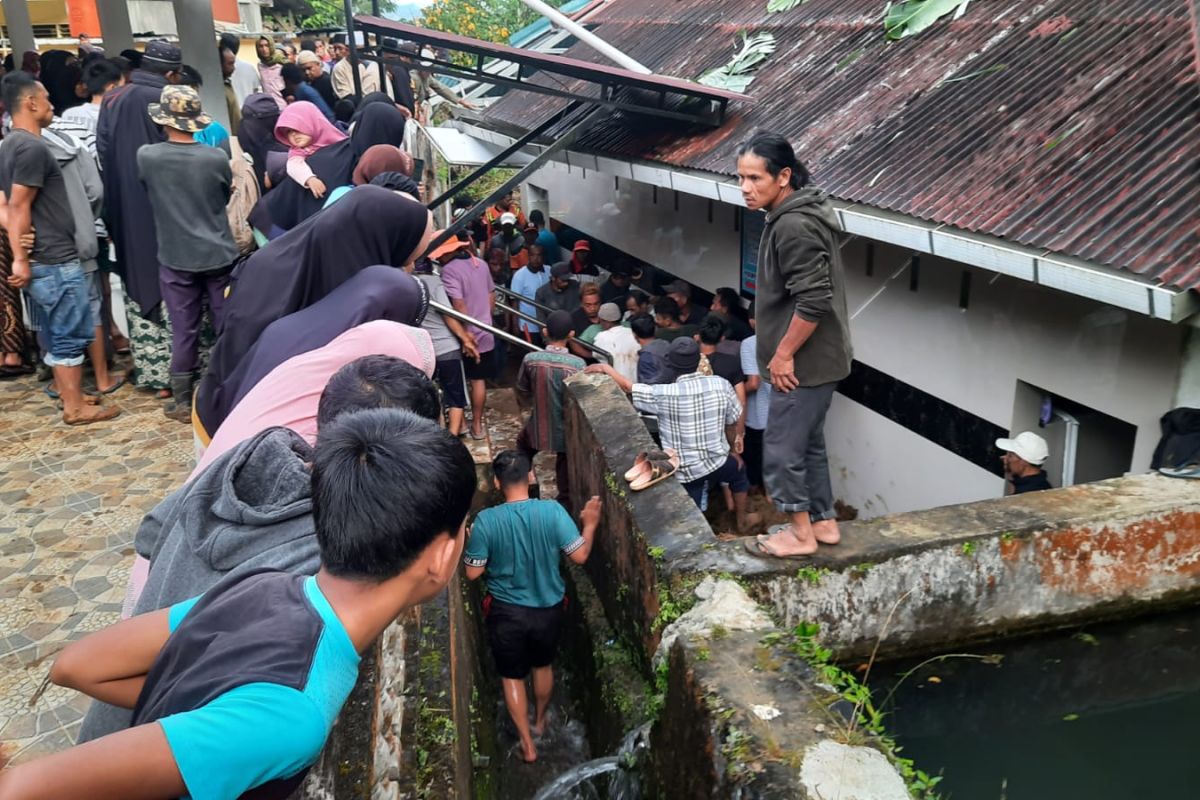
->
[872, 606, 1200, 799]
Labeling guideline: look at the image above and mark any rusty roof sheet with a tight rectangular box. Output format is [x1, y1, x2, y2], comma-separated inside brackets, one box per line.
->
[482, 0, 1200, 292]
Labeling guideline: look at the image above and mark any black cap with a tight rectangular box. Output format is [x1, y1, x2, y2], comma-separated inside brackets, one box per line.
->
[664, 338, 700, 376]
[550, 262, 575, 279]
[545, 310, 574, 340]
[331, 33, 348, 46]
[142, 40, 182, 69]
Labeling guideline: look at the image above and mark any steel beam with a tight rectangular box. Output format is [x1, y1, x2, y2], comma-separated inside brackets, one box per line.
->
[425, 102, 580, 210]
[424, 105, 605, 254]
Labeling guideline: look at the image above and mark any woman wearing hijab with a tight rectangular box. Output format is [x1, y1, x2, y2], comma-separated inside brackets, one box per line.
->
[238, 93, 286, 193]
[322, 144, 414, 207]
[204, 264, 429, 431]
[39, 50, 84, 115]
[265, 102, 407, 230]
[194, 185, 433, 440]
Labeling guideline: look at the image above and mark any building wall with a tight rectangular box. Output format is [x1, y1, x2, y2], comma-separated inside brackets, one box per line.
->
[529, 165, 1187, 518]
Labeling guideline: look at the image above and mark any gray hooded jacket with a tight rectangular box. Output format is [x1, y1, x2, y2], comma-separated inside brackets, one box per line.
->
[753, 187, 853, 387]
[40, 126, 101, 271]
[76, 426, 320, 744]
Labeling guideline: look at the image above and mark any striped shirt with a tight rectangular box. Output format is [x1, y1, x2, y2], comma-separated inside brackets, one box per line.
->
[517, 346, 585, 452]
[632, 373, 742, 483]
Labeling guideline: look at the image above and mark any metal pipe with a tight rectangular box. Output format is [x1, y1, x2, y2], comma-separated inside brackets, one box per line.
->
[429, 301, 542, 353]
[516, 0, 652, 75]
[496, 284, 553, 314]
[344, 0, 364, 100]
[494, 301, 613, 360]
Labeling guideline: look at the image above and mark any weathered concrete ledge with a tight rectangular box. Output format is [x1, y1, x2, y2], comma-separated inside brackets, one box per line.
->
[649, 628, 908, 799]
[700, 473, 1200, 658]
[566, 372, 1200, 660]
[563, 373, 713, 671]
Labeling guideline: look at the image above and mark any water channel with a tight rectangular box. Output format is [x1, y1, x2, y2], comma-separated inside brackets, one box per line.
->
[871, 606, 1200, 799]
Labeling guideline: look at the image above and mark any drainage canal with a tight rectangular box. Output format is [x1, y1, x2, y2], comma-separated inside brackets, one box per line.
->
[871, 605, 1200, 799]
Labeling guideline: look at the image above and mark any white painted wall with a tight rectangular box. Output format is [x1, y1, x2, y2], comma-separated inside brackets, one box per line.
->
[529, 166, 1188, 518]
[527, 160, 744, 292]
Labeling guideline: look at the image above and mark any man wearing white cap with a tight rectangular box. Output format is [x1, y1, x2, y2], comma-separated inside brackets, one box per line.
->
[592, 302, 639, 383]
[489, 211, 529, 271]
[996, 431, 1052, 495]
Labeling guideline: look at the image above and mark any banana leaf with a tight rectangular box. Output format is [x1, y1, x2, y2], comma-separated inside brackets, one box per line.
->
[699, 31, 777, 92]
[884, 0, 972, 40]
[767, 0, 807, 13]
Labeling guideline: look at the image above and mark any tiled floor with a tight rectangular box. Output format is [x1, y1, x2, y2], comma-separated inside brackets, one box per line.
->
[0, 368, 194, 767]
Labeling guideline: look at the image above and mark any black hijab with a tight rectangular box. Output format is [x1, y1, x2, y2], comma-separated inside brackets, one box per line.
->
[350, 92, 396, 125]
[40, 50, 82, 115]
[217, 265, 429, 426]
[265, 103, 408, 231]
[237, 93, 286, 193]
[196, 186, 432, 436]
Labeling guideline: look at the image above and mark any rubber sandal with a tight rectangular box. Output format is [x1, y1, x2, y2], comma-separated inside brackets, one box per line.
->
[630, 457, 677, 491]
[742, 535, 813, 561]
[85, 375, 127, 396]
[624, 451, 651, 482]
[44, 383, 60, 400]
[1159, 464, 1200, 480]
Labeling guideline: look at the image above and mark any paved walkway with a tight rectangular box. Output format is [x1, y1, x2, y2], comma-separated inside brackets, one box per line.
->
[0, 369, 193, 767]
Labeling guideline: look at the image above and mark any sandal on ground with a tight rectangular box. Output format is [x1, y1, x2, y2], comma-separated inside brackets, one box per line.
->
[85, 376, 127, 396]
[624, 448, 678, 482]
[44, 382, 60, 400]
[63, 405, 121, 426]
[742, 534, 813, 561]
[630, 453, 679, 491]
[1159, 464, 1200, 480]
[0, 364, 34, 377]
[46, 384, 101, 405]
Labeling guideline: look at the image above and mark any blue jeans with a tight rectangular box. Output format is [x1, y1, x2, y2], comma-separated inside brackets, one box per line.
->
[28, 261, 92, 367]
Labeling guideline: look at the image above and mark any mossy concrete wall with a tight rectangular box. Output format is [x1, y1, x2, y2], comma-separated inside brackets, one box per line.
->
[562, 373, 711, 673]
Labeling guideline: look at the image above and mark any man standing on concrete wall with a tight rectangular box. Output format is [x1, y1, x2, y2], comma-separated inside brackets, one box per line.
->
[737, 132, 852, 560]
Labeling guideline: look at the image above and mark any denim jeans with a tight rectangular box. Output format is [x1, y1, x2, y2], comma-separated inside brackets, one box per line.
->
[28, 261, 92, 367]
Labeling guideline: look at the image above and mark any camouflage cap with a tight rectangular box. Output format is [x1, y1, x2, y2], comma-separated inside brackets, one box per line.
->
[147, 84, 212, 133]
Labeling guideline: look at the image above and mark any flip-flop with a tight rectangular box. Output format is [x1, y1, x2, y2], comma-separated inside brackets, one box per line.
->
[470, 428, 486, 440]
[742, 534, 813, 561]
[0, 364, 34, 376]
[85, 376, 127, 396]
[1159, 464, 1200, 480]
[44, 383, 60, 400]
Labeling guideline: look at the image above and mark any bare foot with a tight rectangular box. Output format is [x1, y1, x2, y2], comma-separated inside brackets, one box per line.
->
[813, 519, 841, 545]
[532, 718, 546, 737]
[516, 740, 537, 763]
[63, 404, 120, 426]
[756, 526, 818, 557]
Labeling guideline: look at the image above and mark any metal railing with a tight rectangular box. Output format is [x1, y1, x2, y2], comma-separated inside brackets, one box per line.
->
[493, 286, 613, 360]
[429, 301, 541, 353]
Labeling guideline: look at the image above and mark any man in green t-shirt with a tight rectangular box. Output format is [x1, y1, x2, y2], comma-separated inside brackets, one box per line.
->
[463, 451, 601, 763]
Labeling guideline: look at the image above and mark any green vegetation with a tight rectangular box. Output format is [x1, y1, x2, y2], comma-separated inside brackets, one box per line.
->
[790, 622, 944, 799]
[796, 565, 831, 585]
[960, 540, 977, 556]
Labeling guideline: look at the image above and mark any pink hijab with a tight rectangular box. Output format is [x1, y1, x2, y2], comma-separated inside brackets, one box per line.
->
[275, 101, 347, 158]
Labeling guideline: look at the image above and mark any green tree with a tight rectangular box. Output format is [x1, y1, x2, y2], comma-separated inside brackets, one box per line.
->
[418, 0, 568, 48]
[266, 0, 401, 31]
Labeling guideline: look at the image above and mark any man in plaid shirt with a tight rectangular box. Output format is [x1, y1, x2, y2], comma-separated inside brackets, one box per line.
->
[588, 338, 761, 534]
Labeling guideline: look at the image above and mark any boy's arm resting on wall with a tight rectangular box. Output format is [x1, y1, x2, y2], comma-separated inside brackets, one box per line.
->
[0, 721, 186, 799]
[50, 607, 172, 708]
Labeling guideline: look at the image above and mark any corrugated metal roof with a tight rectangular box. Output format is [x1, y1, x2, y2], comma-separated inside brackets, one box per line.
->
[482, 0, 1200, 292]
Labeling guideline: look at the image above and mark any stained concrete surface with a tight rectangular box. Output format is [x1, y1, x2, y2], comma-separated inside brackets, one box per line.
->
[0, 366, 194, 767]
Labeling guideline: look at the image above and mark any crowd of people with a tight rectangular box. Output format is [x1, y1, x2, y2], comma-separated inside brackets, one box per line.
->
[0, 22, 1067, 792]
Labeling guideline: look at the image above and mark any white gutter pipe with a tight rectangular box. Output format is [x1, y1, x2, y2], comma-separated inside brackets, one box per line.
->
[517, 0, 652, 74]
